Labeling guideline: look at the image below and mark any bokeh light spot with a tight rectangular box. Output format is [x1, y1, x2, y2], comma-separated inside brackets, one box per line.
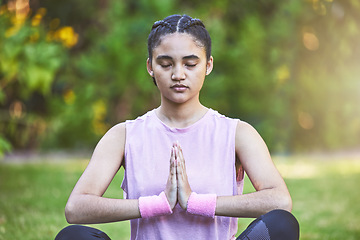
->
[303, 32, 319, 51]
[298, 111, 315, 130]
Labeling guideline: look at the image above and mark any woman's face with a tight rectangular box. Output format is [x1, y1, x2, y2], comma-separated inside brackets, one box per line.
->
[147, 32, 213, 105]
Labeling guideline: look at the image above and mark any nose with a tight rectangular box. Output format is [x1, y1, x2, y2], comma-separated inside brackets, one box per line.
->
[171, 65, 185, 81]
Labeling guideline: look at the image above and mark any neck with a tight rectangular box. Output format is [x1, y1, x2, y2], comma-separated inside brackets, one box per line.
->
[156, 98, 208, 128]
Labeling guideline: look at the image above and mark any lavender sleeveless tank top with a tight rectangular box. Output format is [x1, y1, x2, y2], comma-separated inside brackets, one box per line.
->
[122, 109, 244, 240]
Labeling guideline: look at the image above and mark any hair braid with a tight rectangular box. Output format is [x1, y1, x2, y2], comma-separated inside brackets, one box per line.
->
[151, 20, 172, 30]
[183, 18, 205, 30]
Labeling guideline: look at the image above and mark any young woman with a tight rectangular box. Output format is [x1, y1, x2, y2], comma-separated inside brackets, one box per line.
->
[55, 14, 299, 240]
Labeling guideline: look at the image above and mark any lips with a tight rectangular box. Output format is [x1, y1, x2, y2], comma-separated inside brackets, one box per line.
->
[171, 84, 188, 91]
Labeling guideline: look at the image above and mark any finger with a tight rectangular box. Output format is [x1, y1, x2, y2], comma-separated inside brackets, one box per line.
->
[175, 145, 182, 161]
[170, 147, 173, 168]
[176, 146, 186, 175]
[176, 151, 185, 180]
[176, 159, 182, 182]
[175, 146, 180, 170]
[170, 147, 176, 175]
[175, 146, 182, 168]
[178, 145, 185, 164]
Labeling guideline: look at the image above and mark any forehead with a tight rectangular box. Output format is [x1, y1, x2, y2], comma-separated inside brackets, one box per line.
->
[153, 32, 206, 59]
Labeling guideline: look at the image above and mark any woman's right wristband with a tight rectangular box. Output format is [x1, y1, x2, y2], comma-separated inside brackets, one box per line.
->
[138, 191, 173, 218]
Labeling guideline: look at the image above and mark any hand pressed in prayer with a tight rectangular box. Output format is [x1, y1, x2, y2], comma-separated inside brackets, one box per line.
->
[165, 142, 192, 210]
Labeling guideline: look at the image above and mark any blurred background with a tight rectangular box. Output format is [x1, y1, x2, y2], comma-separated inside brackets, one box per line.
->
[1, 1, 360, 239]
[0, 0, 359, 156]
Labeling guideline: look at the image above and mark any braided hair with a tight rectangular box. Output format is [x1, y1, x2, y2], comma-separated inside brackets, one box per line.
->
[147, 14, 211, 63]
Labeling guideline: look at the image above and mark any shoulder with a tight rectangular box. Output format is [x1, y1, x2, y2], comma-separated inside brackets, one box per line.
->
[96, 122, 126, 149]
[236, 120, 257, 135]
[124, 110, 156, 129]
[208, 109, 239, 126]
[206, 110, 254, 136]
[235, 120, 267, 153]
[89, 122, 127, 170]
[105, 122, 126, 138]
[208, 108, 231, 119]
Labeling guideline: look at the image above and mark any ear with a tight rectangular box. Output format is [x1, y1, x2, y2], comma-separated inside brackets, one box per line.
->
[205, 56, 214, 76]
[147, 58, 154, 77]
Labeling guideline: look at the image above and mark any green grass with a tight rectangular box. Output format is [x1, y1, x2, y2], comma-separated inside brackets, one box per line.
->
[1, 155, 360, 239]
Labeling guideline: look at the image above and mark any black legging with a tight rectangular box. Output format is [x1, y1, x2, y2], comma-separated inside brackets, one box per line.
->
[55, 209, 299, 240]
[236, 209, 299, 240]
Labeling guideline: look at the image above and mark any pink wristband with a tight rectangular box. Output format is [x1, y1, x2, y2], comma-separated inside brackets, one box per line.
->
[138, 191, 173, 218]
[186, 192, 217, 218]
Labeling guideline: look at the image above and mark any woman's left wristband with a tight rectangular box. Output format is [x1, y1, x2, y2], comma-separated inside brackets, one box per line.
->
[186, 192, 217, 218]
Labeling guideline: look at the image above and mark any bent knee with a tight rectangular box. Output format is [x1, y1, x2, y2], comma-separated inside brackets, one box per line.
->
[55, 225, 111, 240]
[261, 209, 300, 240]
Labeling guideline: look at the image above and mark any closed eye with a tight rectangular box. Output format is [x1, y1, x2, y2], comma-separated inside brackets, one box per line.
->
[161, 64, 171, 68]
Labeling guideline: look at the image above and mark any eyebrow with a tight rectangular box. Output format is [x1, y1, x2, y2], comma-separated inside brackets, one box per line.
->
[156, 54, 200, 61]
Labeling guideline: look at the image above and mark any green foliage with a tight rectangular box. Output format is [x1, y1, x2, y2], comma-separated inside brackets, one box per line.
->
[0, 135, 11, 157]
[0, 9, 65, 97]
[0, 4, 68, 153]
[42, 0, 174, 148]
[200, 0, 360, 152]
[1, 0, 360, 153]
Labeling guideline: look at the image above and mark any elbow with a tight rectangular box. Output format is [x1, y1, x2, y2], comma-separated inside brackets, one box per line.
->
[277, 192, 293, 212]
[65, 200, 79, 224]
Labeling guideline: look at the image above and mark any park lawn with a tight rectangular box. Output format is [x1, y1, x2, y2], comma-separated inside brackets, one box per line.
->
[0, 155, 360, 240]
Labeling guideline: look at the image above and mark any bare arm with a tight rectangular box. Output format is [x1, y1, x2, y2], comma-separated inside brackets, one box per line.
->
[215, 120, 292, 218]
[65, 123, 141, 224]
